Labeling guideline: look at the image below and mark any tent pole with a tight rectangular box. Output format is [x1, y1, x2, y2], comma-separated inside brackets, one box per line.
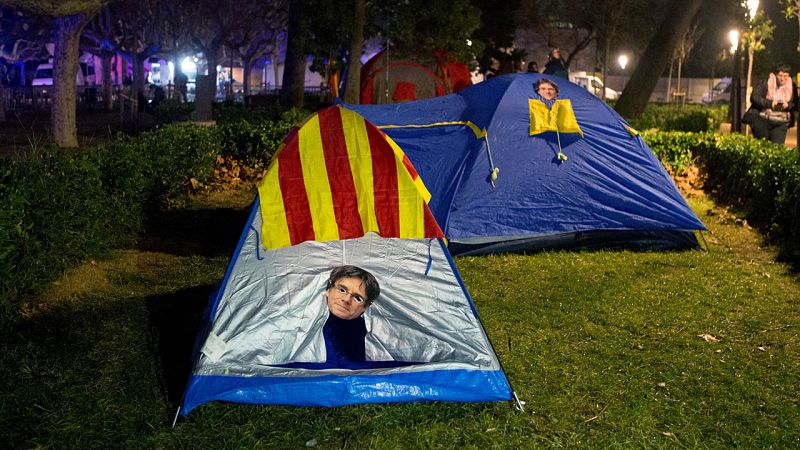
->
[384, 38, 390, 102]
[171, 406, 181, 428]
[484, 134, 499, 188]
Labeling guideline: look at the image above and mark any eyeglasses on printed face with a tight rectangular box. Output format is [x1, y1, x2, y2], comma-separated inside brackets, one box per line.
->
[332, 284, 366, 304]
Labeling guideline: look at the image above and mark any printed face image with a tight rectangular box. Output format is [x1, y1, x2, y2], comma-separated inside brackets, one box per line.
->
[538, 83, 557, 101]
[326, 276, 369, 320]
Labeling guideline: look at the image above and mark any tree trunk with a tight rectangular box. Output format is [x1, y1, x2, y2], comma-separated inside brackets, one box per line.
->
[343, 0, 365, 104]
[666, 58, 673, 103]
[614, 0, 703, 120]
[101, 51, 113, 111]
[272, 49, 280, 92]
[745, 46, 754, 111]
[0, 85, 6, 122]
[676, 56, 683, 106]
[243, 59, 252, 98]
[52, 13, 88, 148]
[281, 0, 305, 108]
[134, 52, 146, 92]
[601, 38, 609, 100]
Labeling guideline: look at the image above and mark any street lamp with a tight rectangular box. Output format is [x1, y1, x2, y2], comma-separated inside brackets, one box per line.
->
[746, 0, 759, 21]
[729, 29, 743, 132]
[728, 30, 739, 54]
[618, 55, 628, 70]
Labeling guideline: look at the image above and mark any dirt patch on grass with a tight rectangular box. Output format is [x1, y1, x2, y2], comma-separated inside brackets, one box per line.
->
[668, 164, 705, 198]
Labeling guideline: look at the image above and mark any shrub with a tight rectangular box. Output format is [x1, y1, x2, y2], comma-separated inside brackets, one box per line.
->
[0, 147, 118, 328]
[0, 122, 219, 331]
[643, 131, 800, 250]
[641, 130, 703, 173]
[216, 107, 311, 169]
[631, 104, 727, 132]
[153, 99, 194, 125]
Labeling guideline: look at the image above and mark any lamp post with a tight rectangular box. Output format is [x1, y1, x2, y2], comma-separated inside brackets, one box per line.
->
[744, 0, 759, 112]
[729, 30, 743, 133]
[618, 54, 629, 90]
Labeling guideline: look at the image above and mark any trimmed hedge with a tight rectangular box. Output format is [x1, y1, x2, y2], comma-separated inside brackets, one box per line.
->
[1, 110, 310, 330]
[0, 124, 218, 331]
[631, 103, 727, 132]
[216, 108, 309, 169]
[644, 131, 800, 247]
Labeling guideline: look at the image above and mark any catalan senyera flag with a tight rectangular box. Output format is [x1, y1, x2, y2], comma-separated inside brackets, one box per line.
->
[257, 106, 444, 250]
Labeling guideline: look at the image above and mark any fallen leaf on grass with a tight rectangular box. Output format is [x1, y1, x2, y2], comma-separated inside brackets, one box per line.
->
[698, 334, 720, 343]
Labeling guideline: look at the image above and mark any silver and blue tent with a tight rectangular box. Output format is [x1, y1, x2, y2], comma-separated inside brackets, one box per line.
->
[179, 106, 516, 416]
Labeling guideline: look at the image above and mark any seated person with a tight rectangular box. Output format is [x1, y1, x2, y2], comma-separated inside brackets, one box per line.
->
[279, 265, 414, 369]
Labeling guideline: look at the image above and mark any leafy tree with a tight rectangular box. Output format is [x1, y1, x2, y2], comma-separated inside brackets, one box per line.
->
[782, 0, 800, 52]
[476, 0, 521, 72]
[224, 1, 287, 99]
[742, 11, 774, 110]
[81, 6, 118, 110]
[0, 7, 50, 121]
[342, 0, 365, 103]
[281, 0, 483, 107]
[2, 0, 109, 148]
[614, 0, 703, 120]
[667, 19, 703, 104]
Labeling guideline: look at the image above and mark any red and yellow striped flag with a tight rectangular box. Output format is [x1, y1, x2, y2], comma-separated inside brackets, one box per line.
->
[257, 106, 443, 250]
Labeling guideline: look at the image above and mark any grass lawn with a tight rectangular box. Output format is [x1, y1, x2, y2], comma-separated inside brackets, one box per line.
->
[1, 188, 798, 449]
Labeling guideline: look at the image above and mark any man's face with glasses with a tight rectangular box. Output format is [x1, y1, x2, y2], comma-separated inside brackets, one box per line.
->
[326, 276, 369, 320]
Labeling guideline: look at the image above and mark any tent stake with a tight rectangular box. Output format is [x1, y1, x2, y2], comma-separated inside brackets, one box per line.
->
[698, 230, 710, 252]
[171, 406, 181, 428]
[512, 391, 525, 412]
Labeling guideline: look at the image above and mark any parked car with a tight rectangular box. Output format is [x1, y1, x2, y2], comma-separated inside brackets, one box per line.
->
[569, 71, 620, 101]
[31, 62, 89, 87]
[702, 77, 731, 105]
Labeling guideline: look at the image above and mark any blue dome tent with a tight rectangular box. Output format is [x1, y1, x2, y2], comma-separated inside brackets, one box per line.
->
[345, 73, 706, 255]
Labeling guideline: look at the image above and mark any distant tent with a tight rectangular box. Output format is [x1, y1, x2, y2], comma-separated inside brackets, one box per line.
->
[360, 50, 473, 104]
[346, 73, 707, 255]
[179, 106, 514, 416]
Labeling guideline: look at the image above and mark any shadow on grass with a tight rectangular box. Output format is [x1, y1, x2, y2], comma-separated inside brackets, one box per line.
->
[139, 207, 250, 257]
[146, 284, 215, 407]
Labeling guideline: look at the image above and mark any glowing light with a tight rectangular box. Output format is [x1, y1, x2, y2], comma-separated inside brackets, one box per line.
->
[181, 57, 196, 74]
[729, 30, 739, 54]
[618, 55, 629, 70]
[746, 0, 759, 21]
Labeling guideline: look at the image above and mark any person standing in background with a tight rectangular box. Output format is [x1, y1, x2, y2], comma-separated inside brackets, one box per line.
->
[543, 47, 568, 79]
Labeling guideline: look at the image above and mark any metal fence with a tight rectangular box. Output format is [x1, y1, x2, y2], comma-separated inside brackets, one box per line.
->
[0, 82, 331, 114]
